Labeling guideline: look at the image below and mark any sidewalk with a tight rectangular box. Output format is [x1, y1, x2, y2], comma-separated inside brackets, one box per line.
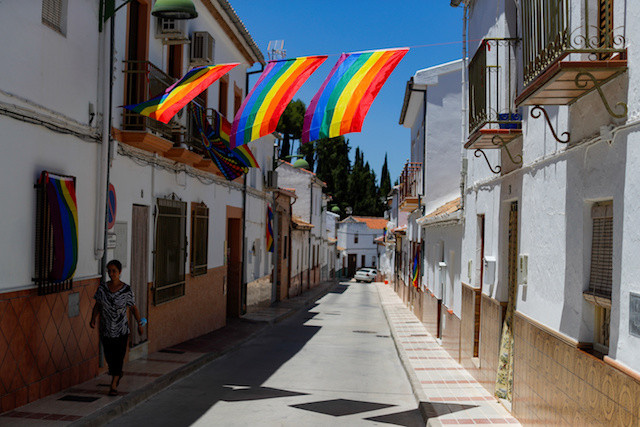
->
[376, 283, 521, 427]
[0, 281, 336, 426]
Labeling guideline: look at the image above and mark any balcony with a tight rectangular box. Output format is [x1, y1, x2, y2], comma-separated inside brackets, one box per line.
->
[467, 38, 521, 149]
[399, 162, 422, 213]
[515, 0, 627, 119]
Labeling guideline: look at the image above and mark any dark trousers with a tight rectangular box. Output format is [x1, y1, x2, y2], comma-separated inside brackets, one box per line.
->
[101, 334, 129, 377]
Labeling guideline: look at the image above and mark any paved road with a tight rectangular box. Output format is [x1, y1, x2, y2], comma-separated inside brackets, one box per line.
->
[108, 281, 424, 426]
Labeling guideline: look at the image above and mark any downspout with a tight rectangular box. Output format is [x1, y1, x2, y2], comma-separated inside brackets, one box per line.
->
[308, 181, 313, 289]
[460, 2, 469, 212]
[240, 64, 264, 314]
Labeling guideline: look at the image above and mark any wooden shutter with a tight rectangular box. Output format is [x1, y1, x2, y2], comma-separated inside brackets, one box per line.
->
[588, 202, 613, 299]
[190, 203, 209, 276]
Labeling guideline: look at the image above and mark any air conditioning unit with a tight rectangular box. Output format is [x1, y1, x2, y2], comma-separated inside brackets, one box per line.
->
[155, 18, 189, 44]
[190, 31, 215, 65]
[265, 170, 278, 189]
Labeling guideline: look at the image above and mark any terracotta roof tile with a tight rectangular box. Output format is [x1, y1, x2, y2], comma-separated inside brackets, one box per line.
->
[424, 197, 461, 219]
[352, 216, 387, 230]
[292, 215, 314, 229]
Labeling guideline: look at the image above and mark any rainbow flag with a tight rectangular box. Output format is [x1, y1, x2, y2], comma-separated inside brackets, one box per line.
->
[412, 246, 421, 290]
[191, 104, 249, 181]
[234, 145, 260, 168]
[124, 63, 238, 124]
[302, 48, 408, 143]
[230, 56, 327, 148]
[41, 172, 78, 282]
[209, 109, 260, 168]
[266, 206, 274, 253]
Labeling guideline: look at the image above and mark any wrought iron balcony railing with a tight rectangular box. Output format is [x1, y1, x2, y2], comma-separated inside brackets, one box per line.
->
[521, 0, 625, 88]
[469, 38, 521, 137]
[399, 162, 422, 212]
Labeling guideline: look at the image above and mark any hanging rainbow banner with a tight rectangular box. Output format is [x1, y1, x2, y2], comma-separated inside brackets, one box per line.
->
[266, 206, 274, 253]
[124, 63, 239, 124]
[230, 56, 327, 148]
[191, 104, 250, 181]
[412, 246, 420, 290]
[210, 109, 260, 168]
[42, 172, 78, 282]
[302, 48, 408, 143]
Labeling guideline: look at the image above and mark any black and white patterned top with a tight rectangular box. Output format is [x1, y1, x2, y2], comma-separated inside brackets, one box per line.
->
[94, 282, 135, 338]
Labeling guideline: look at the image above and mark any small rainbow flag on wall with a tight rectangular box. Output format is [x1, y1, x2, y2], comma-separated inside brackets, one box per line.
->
[302, 48, 408, 143]
[230, 56, 327, 148]
[412, 246, 421, 290]
[266, 206, 274, 253]
[42, 172, 78, 282]
[124, 63, 238, 124]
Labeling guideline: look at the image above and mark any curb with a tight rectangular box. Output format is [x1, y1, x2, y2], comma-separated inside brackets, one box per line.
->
[73, 280, 338, 426]
[375, 284, 433, 426]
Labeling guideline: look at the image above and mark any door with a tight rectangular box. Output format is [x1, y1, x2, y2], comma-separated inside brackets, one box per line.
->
[474, 215, 485, 358]
[226, 218, 242, 318]
[130, 205, 148, 346]
[347, 254, 357, 277]
[496, 202, 518, 400]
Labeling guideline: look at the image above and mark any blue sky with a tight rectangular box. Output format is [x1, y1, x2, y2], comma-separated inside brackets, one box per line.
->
[231, 1, 463, 183]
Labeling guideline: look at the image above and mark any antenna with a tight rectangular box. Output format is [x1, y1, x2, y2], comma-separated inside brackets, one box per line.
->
[267, 40, 286, 61]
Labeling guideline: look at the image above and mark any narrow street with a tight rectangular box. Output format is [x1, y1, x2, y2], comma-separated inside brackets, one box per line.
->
[108, 282, 424, 426]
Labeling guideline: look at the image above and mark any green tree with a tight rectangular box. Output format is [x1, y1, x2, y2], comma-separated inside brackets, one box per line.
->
[380, 154, 391, 198]
[276, 99, 306, 160]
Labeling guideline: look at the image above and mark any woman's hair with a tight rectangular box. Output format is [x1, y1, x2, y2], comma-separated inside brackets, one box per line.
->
[107, 259, 122, 273]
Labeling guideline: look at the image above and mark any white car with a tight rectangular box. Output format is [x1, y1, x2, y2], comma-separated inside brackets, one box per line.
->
[354, 268, 377, 283]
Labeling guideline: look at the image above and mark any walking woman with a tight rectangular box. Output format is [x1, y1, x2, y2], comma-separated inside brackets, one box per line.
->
[89, 260, 144, 396]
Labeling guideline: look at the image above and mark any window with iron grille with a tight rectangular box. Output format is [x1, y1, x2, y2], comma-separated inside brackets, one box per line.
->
[587, 202, 613, 299]
[42, 0, 66, 35]
[190, 203, 209, 276]
[154, 198, 187, 304]
[34, 171, 77, 295]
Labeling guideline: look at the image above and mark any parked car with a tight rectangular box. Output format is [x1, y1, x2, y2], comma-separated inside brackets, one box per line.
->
[354, 268, 377, 283]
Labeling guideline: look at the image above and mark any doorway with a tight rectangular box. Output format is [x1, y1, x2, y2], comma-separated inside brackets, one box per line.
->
[226, 218, 242, 318]
[347, 254, 357, 277]
[130, 205, 148, 346]
[474, 215, 485, 358]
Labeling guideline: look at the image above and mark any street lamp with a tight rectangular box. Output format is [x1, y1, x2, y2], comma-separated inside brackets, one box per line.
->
[151, 0, 198, 19]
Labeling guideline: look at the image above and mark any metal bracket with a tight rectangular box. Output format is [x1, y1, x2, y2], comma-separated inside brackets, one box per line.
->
[474, 149, 501, 174]
[530, 105, 570, 143]
[492, 135, 523, 165]
[575, 71, 628, 119]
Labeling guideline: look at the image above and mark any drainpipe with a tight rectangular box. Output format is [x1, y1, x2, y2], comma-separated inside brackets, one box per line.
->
[240, 64, 264, 314]
[308, 181, 313, 289]
[456, 1, 469, 212]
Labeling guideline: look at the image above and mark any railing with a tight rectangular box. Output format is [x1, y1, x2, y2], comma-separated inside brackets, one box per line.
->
[122, 60, 184, 141]
[399, 162, 422, 204]
[521, 0, 625, 87]
[469, 38, 520, 135]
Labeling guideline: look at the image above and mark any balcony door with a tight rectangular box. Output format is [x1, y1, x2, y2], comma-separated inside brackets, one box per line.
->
[124, 1, 149, 129]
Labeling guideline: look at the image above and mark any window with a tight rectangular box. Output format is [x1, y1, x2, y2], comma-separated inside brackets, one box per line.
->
[155, 198, 187, 304]
[354, 233, 359, 244]
[219, 74, 229, 118]
[34, 171, 77, 295]
[283, 235, 288, 259]
[584, 201, 613, 354]
[234, 83, 243, 116]
[42, 0, 66, 35]
[190, 203, 209, 276]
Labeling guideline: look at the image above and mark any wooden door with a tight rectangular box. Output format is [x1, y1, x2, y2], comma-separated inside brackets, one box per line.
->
[130, 205, 148, 346]
[347, 254, 357, 277]
[226, 218, 242, 317]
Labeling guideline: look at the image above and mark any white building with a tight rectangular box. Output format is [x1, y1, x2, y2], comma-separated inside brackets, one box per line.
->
[0, 0, 270, 411]
[337, 216, 387, 276]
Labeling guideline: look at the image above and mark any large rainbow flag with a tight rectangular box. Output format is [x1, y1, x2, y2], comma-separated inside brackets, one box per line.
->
[41, 172, 78, 282]
[302, 48, 408, 143]
[266, 206, 274, 253]
[124, 63, 238, 124]
[230, 56, 327, 148]
[191, 104, 250, 181]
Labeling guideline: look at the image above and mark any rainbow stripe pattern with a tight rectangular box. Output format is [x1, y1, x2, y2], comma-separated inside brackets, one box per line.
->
[302, 48, 408, 143]
[125, 63, 238, 124]
[42, 172, 78, 282]
[412, 246, 420, 290]
[230, 56, 327, 148]
[210, 108, 260, 169]
[191, 104, 249, 181]
[266, 206, 274, 253]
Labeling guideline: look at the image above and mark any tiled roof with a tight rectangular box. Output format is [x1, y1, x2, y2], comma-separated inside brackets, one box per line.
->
[337, 246, 345, 251]
[352, 216, 387, 230]
[292, 215, 314, 229]
[328, 237, 338, 243]
[425, 197, 461, 219]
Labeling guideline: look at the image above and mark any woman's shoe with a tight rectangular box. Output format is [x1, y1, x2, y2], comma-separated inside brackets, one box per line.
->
[108, 388, 118, 396]
[116, 374, 122, 387]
